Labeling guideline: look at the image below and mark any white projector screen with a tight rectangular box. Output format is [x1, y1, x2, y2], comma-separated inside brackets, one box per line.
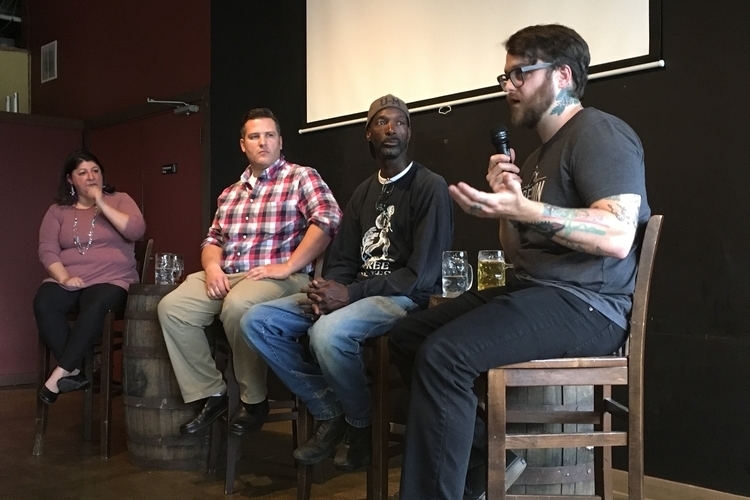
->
[306, 0, 657, 129]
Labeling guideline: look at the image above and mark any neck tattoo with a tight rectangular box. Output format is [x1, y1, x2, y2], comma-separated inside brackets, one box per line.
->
[73, 206, 99, 255]
[550, 87, 580, 116]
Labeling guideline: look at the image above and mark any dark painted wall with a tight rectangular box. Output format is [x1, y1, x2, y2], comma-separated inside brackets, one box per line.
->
[23, 0, 211, 273]
[25, 0, 210, 120]
[0, 114, 83, 384]
[89, 111, 206, 276]
[3, 1, 211, 383]
[211, 0, 750, 494]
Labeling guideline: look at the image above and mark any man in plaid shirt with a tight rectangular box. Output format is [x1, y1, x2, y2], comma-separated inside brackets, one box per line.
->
[158, 108, 342, 435]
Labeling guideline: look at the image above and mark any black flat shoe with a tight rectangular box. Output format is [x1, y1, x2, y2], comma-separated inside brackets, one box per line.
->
[180, 394, 228, 435]
[38, 385, 58, 404]
[57, 373, 91, 393]
[229, 399, 270, 435]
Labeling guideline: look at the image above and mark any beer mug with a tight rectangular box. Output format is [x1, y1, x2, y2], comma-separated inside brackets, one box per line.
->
[155, 253, 183, 285]
[442, 250, 474, 297]
[170, 254, 184, 283]
[477, 250, 507, 290]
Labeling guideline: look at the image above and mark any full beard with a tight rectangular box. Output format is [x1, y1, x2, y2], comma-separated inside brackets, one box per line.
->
[510, 86, 555, 129]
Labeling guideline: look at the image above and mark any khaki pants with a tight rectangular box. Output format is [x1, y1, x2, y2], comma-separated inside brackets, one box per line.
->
[158, 271, 310, 404]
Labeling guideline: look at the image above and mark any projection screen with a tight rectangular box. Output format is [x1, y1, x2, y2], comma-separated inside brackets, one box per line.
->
[304, 0, 662, 133]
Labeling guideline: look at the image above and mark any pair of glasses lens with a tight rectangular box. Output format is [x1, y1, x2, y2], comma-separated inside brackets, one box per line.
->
[497, 62, 553, 90]
[376, 183, 394, 211]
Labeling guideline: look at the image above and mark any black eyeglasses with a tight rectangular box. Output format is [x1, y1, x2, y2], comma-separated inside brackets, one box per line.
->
[376, 182, 394, 211]
[497, 62, 553, 91]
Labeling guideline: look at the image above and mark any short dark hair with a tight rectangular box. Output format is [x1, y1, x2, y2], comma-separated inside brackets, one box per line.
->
[56, 150, 115, 206]
[240, 108, 281, 137]
[505, 24, 590, 100]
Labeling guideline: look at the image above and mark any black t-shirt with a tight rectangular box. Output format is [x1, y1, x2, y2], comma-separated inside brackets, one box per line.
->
[324, 162, 454, 308]
[514, 108, 651, 329]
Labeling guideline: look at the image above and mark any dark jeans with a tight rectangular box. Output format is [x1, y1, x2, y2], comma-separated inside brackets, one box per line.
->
[33, 282, 128, 372]
[388, 279, 627, 500]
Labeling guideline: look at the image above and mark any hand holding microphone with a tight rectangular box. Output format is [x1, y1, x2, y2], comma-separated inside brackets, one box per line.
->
[449, 124, 525, 219]
[488, 124, 521, 192]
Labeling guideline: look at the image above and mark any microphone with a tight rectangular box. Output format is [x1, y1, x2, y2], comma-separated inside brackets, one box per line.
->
[490, 123, 510, 157]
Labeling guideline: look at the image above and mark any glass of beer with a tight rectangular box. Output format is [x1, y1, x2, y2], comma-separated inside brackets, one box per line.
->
[442, 250, 474, 297]
[477, 250, 506, 290]
[155, 253, 182, 285]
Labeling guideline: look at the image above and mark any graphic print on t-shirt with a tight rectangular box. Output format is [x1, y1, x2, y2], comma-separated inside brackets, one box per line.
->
[521, 166, 546, 202]
[360, 204, 395, 276]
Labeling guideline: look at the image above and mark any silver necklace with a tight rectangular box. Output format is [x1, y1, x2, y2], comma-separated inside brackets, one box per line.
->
[73, 206, 98, 255]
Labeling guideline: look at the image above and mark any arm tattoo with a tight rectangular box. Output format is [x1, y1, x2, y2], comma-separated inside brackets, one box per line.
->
[531, 204, 607, 239]
[527, 220, 565, 238]
[603, 195, 640, 229]
[542, 204, 592, 220]
[555, 238, 605, 256]
[550, 87, 580, 116]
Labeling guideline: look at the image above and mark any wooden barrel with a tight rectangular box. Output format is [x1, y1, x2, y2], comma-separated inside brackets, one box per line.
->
[506, 385, 594, 495]
[122, 284, 210, 470]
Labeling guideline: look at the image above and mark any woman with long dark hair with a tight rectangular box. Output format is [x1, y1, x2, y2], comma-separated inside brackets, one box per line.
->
[34, 150, 146, 404]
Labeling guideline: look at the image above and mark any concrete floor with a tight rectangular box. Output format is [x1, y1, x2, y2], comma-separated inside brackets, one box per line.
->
[0, 385, 400, 500]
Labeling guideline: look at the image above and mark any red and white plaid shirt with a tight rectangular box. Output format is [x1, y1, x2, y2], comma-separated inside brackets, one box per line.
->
[202, 156, 341, 274]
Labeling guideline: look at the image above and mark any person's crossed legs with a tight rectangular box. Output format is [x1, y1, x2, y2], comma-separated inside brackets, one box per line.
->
[241, 293, 416, 468]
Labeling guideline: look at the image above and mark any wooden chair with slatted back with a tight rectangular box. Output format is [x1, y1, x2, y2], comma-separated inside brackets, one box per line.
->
[290, 272, 405, 500]
[33, 238, 153, 459]
[485, 215, 663, 499]
[207, 254, 327, 497]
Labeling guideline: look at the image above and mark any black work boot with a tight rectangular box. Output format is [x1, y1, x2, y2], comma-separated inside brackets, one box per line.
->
[179, 394, 228, 434]
[293, 414, 347, 465]
[333, 424, 372, 471]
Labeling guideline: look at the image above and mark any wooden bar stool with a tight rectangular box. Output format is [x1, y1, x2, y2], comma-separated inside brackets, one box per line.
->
[207, 255, 327, 496]
[366, 335, 405, 500]
[33, 238, 153, 459]
[206, 319, 314, 498]
[486, 215, 663, 499]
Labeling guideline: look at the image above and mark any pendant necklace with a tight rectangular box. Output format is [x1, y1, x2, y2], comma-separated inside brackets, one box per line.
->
[73, 205, 98, 255]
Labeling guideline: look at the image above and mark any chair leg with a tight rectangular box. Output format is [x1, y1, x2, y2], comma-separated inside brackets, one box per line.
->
[224, 431, 241, 494]
[83, 348, 94, 442]
[486, 369, 508, 500]
[296, 401, 313, 500]
[33, 339, 50, 456]
[221, 345, 241, 492]
[368, 336, 390, 500]
[594, 384, 613, 500]
[207, 418, 222, 475]
[99, 311, 115, 459]
[629, 383, 645, 500]
[207, 329, 228, 479]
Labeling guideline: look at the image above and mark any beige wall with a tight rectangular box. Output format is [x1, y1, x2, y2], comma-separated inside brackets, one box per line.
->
[0, 47, 29, 113]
